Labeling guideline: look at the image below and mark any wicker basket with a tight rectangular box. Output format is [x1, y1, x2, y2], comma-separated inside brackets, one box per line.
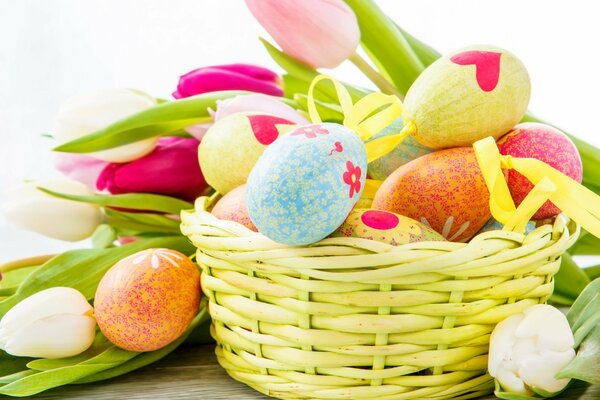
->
[180, 196, 579, 400]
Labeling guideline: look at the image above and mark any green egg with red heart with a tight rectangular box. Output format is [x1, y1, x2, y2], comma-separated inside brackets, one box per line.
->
[198, 112, 296, 194]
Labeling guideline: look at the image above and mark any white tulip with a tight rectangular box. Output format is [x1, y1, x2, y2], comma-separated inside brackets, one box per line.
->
[53, 88, 158, 163]
[1, 178, 103, 241]
[489, 304, 575, 395]
[0, 287, 96, 359]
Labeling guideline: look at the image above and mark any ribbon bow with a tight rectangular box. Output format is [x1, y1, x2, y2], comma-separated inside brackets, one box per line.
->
[474, 136, 600, 236]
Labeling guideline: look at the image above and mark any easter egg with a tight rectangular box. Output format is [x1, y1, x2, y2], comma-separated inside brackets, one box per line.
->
[94, 248, 200, 352]
[331, 208, 445, 245]
[477, 218, 536, 235]
[403, 45, 531, 148]
[498, 122, 583, 219]
[247, 123, 367, 245]
[372, 147, 490, 242]
[211, 184, 257, 231]
[198, 112, 296, 194]
[367, 118, 434, 180]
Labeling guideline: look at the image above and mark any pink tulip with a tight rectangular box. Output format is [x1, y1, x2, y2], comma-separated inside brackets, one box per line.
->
[245, 0, 360, 68]
[96, 137, 207, 202]
[172, 64, 283, 99]
[54, 154, 108, 190]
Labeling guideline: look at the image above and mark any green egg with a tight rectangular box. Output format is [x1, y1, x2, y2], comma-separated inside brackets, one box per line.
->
[403, 45, 531, 149]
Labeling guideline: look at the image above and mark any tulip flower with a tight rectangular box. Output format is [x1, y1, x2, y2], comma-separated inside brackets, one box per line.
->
[97, 137, 207, 202]
[1, 179, 103, 242]
[245, 0, 360, 69]
[0, 287, 96, 358]
[54, 153, 108, 190]
[489, 304, 576, 395]
[53, 88, 159, 163]
[172, 64, 283, 99]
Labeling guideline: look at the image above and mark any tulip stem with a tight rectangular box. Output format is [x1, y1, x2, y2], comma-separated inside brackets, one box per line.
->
[0, 254, 56, 273]
[349, 52, 404, 100]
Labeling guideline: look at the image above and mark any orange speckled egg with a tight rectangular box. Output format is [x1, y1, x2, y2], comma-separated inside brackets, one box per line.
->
[372, 147, 490, 242]
[94, 248, 200, 352]
[211, 184, 257, 231]
[331, 208, 445, 245]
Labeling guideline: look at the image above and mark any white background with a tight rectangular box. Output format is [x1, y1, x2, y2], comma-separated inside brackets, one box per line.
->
[1, 0, 599, 263]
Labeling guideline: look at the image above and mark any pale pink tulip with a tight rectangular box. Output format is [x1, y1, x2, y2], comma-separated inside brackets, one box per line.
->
[245, 0, 360, 68]
[54, 154, 108, 190]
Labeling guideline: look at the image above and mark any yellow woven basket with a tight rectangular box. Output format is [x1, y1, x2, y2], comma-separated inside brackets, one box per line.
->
[181, 196, 579, 400]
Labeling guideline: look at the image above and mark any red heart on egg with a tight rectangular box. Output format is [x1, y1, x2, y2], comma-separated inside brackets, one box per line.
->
[247, 115, 295, 145]
[450, 50, 502, 92]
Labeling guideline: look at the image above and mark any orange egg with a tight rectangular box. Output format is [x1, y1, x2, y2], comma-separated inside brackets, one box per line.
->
[94, 248, 200, 352]
[372, 147, 490, 242]
[211, 184, 257, 231]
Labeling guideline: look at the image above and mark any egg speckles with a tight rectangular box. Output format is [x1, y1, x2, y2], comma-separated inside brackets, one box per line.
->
[94, 248, 200, 352]
[331, 208, 445, 245]
[247, 123, 367, 245]
[372, 147, 490, 242]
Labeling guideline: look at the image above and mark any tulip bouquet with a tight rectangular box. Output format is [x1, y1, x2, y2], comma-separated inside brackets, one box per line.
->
[1, 0, 599, 398]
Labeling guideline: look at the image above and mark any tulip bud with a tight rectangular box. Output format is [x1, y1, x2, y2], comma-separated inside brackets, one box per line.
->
[0, 287, 96, 359]
[245, 0, 360, 68]
[1, 178, 103, 241]
[53, 88, 159, 163]
[172, 64, 283, 99]
[489, 304, 576, 395]
[54, 153, 108, 190]
[97, 137, 208, 202]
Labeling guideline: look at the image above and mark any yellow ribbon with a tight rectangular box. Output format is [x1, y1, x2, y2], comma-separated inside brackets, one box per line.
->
[307, 75, 406, 162]
[474, 136, 600, 236]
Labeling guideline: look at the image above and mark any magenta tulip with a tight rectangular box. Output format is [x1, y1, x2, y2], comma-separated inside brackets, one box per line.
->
[245, 0, 360, 68]
[54, 154, 108, 190]
[96, 137, 207, 202]
[172, 64, 283, 99]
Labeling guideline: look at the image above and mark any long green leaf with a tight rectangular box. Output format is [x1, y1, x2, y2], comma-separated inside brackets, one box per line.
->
[38, 188, 193, 215]
[53, 91, 245, 153]
[556, 326, 600, 384]
[293, 94, 344, 123]
[344, 0, 424, 95]
[553, 253, 591, 300]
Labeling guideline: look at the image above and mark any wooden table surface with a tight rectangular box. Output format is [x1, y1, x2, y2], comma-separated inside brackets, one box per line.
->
[8, 344, 595, 400]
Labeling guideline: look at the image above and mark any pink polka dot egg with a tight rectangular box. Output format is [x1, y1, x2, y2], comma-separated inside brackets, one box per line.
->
[331, 208, 445, 245]
[94, 248, 200, 352]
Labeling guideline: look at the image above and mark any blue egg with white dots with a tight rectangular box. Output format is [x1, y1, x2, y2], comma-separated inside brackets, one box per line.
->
[247, 123, 367, 245]
[367, 117, 434, 181]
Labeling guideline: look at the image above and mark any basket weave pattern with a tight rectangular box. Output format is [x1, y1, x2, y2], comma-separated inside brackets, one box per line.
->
[181, 197, 579, 400]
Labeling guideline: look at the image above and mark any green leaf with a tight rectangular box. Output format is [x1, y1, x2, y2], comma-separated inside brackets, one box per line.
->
[567, 278, 600, 329]
[0, 352, 34, 379]
[260, 38, 369, 102]
[0, 266, 39, 289]
[38, 187, 193, 215]
[553, 253, 590, 300]
[26, 334, 112, 372]
[344, 0, 425, 95]
[395, 25, 441, 67]
[557, 326, 600, 384]
[584, 265, 600, 280]
[0, 236, 195, 319]
[53, 91, 245, 153]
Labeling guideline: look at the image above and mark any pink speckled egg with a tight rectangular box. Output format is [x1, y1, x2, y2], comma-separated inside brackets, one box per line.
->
[211, 184, 257, 231]
[331, 208, 445, 245]
[498, 122, 582, 219]
[372, 148, 491, 242]
[94, 248, 200, 352]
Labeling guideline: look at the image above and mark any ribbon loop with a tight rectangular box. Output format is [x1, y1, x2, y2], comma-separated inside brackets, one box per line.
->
[306, 74, 407, 162]
[473, 136, 600, 237]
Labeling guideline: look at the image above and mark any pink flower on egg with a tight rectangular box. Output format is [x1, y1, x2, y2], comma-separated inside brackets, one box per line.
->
[343, 161, 362, 198]
[291, 125, 329, 139]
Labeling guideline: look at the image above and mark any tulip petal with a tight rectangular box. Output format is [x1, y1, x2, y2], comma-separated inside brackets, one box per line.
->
[245, 0, 360, 68]
[3, 314, 96, 359]
[54, 153, 108, 189]
[488, 313, 522, 377]
[213, 94, 309, 124]
[0, 287, 93, 335]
